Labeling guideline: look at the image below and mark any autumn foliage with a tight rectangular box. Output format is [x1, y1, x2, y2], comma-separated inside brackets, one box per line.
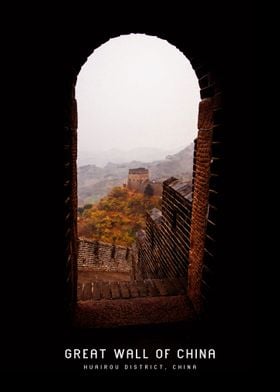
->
[78, 186, 161, 246]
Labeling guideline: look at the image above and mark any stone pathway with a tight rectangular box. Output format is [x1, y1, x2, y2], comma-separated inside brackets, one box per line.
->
[77, 277, 187, 302]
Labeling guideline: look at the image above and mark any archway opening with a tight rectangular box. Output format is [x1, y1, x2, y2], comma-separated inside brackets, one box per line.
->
[74, 33, 211, 327]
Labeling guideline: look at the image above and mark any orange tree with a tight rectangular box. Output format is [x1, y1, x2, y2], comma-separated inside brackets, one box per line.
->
[78, 186, 161, 246]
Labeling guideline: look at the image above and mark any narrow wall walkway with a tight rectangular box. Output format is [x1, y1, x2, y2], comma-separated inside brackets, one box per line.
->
[77, 277, 187, 301]
[75, 278, 196, 328]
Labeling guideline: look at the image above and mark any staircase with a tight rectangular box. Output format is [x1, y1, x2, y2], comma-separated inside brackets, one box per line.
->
[75, 277, 196, 328]
[77, 277, 187, 302]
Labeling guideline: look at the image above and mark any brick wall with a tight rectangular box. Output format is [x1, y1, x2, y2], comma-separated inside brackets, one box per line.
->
[187, 98, 214, 312]
[127, 169, 149, 192]
[63, 71, 79, 312]
[200, 90, 224, 314]
[137, 178, 192, 280]
[78, 239, 133, 273]
[187, 82, 225, 313]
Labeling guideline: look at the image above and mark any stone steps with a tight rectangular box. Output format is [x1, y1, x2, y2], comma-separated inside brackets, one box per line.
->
[77, 278, 187, 302]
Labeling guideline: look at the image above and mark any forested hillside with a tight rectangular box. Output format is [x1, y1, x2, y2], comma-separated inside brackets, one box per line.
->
[78, 186, 161, 246]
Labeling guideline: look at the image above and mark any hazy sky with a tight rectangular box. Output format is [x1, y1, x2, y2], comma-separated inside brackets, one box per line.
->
[76, 34, 200, 152]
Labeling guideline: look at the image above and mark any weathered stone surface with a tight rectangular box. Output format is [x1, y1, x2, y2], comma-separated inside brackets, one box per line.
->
[77, 283, 83, 301]
[162, 279, 179, 296]
[75, 295, 196, 329]
[78, 239, 132, 273]
[82, 283, 92, 301]
[110, 281, 121, 299]
[127, 168, 149, 192]
[92, 281, 101, 300]
[153, 279, 169, 296]
[78, 278, 188, 302]
[119, 282, 131, 299]
[127, 168, 162, 195]
[128, 281, 139, 298]
[136, 280, 148, 297]
[144, 279, 159, 296]
[137, 178, 192, 281]
[101, 282, 111, 299]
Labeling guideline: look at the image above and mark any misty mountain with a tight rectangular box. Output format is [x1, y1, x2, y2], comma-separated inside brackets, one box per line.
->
[78, 146, 184, 167]
[78, 143, 194, 206]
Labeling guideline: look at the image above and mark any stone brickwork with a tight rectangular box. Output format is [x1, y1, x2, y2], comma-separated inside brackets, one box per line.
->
[77, 277, 187, 301]
[137, 178, 192, 280]
[187, 98, 214, 312]
[127, 168, 149, 192]
[78, 239, 133, 273]
[127, 168, 163, 196]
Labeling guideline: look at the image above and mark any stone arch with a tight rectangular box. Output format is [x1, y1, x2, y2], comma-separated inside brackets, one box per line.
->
[62, 31, 224, 316]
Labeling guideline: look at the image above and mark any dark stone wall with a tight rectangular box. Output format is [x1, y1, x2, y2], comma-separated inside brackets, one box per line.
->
[138, 179, 192, 279]
[187, 98, 215, 312]
[78, 239, 132, 273]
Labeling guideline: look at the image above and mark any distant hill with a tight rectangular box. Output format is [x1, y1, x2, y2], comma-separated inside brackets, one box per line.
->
[148, 144, 194, 180]
[78, 146, 183, 167]
[78, 143, 194, 206]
